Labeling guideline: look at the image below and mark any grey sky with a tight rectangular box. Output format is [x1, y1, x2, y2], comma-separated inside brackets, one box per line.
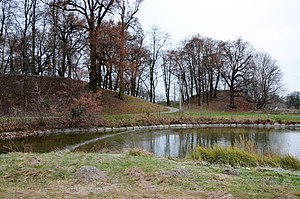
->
[137, 0, 300, 93]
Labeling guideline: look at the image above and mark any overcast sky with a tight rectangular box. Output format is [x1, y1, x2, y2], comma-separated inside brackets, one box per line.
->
[137, 0, 300, 93]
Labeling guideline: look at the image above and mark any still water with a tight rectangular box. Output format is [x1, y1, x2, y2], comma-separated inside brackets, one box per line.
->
[1, 128, 300, 158]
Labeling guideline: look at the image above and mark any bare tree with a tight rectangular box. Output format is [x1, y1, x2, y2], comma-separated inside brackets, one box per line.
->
[147, 26, 169, 103]
[126, 23, 148, 97]
[182, 35, 204, 106]
[201, 37, 222, 104]
[49, 0, 59, 76]
[245, 52, 283, 109]
[55, 0, 115, 92]
[220, 38, 253, 108]
[115, 0, 143, 99]
[161, 50, 176, 106]
[0, 0, 14, 73]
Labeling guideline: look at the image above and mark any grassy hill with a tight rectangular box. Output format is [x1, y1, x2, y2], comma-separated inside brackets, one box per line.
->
[0, 75, 167, 117]
[184, 90, 256, 112]
[101, 89, 167, 115]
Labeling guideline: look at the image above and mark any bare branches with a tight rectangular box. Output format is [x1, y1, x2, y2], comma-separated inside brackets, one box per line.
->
[245, 51, 283, 109]
[220, 38, 254, 108]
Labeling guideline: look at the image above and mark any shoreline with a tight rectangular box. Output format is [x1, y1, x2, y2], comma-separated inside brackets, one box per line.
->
[1, 122, 300, 140]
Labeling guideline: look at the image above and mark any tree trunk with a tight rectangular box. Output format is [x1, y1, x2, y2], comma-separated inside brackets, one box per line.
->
[67, 53, 72, 78]
[198, 81, 202, 106]
[118, 63, 124, 99]
[31, 0, 37, 75]
[51, 1, 58, 76]
[213, 72, 220, 98]
[89, 29, 98, 93]
[149, 63, 154, 102]
[118, 27, 126, 100]
[229, 85, 236, 108]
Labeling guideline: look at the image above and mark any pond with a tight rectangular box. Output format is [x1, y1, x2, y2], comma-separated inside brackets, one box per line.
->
[1, 128, 300, 159]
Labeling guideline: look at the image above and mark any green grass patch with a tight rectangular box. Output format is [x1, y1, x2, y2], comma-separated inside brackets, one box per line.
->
[192, 146, 300, 170]
[191, 146, 259, 167]
[102, 110, 300, 128]
[172, 110, 300, 122]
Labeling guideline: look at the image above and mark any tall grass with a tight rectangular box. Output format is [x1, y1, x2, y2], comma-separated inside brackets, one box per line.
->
[191, 146, 259, 167]
[192, 146, 300, 170]
[234, 134, 258, 154]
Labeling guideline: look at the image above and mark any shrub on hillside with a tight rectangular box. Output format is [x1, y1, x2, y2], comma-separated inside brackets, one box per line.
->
[68, 92, 102, 126]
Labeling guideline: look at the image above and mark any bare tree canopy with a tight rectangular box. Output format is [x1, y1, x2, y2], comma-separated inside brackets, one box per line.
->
[220, 38, 254, 108]
[245, 52, 283, 109]
[0, 1, 285, 109]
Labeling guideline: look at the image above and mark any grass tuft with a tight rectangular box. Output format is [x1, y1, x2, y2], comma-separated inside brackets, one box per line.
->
[127, 148, 154, 157]
[192, 146, 258, 167]
[278, 155, 300, 170]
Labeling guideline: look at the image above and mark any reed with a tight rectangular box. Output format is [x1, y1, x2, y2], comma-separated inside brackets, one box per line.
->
[234, 134, 258, 154]
[192, 146, 300, 170]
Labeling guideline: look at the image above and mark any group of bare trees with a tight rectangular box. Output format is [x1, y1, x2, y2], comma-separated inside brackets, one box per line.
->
[0, 0, 87, 78]
[0, 0, 149, 99]
[286, 92, 300, 109]
[0, 0, 283, 109]
[161, 35, 283, 109]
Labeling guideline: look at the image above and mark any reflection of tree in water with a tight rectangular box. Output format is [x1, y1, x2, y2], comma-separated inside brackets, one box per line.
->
[163, 128, 288, 157]
[75, 128, 294, 158]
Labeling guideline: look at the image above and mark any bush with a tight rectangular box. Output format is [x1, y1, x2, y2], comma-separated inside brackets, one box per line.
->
[68, 92, 102, 126]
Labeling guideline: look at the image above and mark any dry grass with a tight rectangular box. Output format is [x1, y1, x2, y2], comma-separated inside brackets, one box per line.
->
[101, 89, 168, 115]
[127, 148, 154, 157]
[0, 75, 167, 117]
[1, 152, 300, 198]
[183, 90, 257, 112]
[234, 134, 258, 154]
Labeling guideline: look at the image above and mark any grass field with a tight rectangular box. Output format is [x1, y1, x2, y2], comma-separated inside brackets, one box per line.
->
[0, 152, 299, 198]
[170, 110, 300, 123]
[102, 109, 300, 127]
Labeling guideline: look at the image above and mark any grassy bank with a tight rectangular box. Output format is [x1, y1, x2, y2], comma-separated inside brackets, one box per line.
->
[169, 110, 300, 123]
[103, 111, 300, 127]
[1, 109, 300, 139]
[1, 152, 300, 198]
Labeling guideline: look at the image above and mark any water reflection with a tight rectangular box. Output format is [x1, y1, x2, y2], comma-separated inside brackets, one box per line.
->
[0, 132, 109, 153]
[1, 128, 299, 158]
[76, 128, 300, 158]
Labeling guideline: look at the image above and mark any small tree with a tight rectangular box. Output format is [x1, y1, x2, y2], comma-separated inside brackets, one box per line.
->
[147, 26, 169, 103]
[161, 50, 176, 106]
[32, 77, 50, 123]
[69, 92, 102, 126]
